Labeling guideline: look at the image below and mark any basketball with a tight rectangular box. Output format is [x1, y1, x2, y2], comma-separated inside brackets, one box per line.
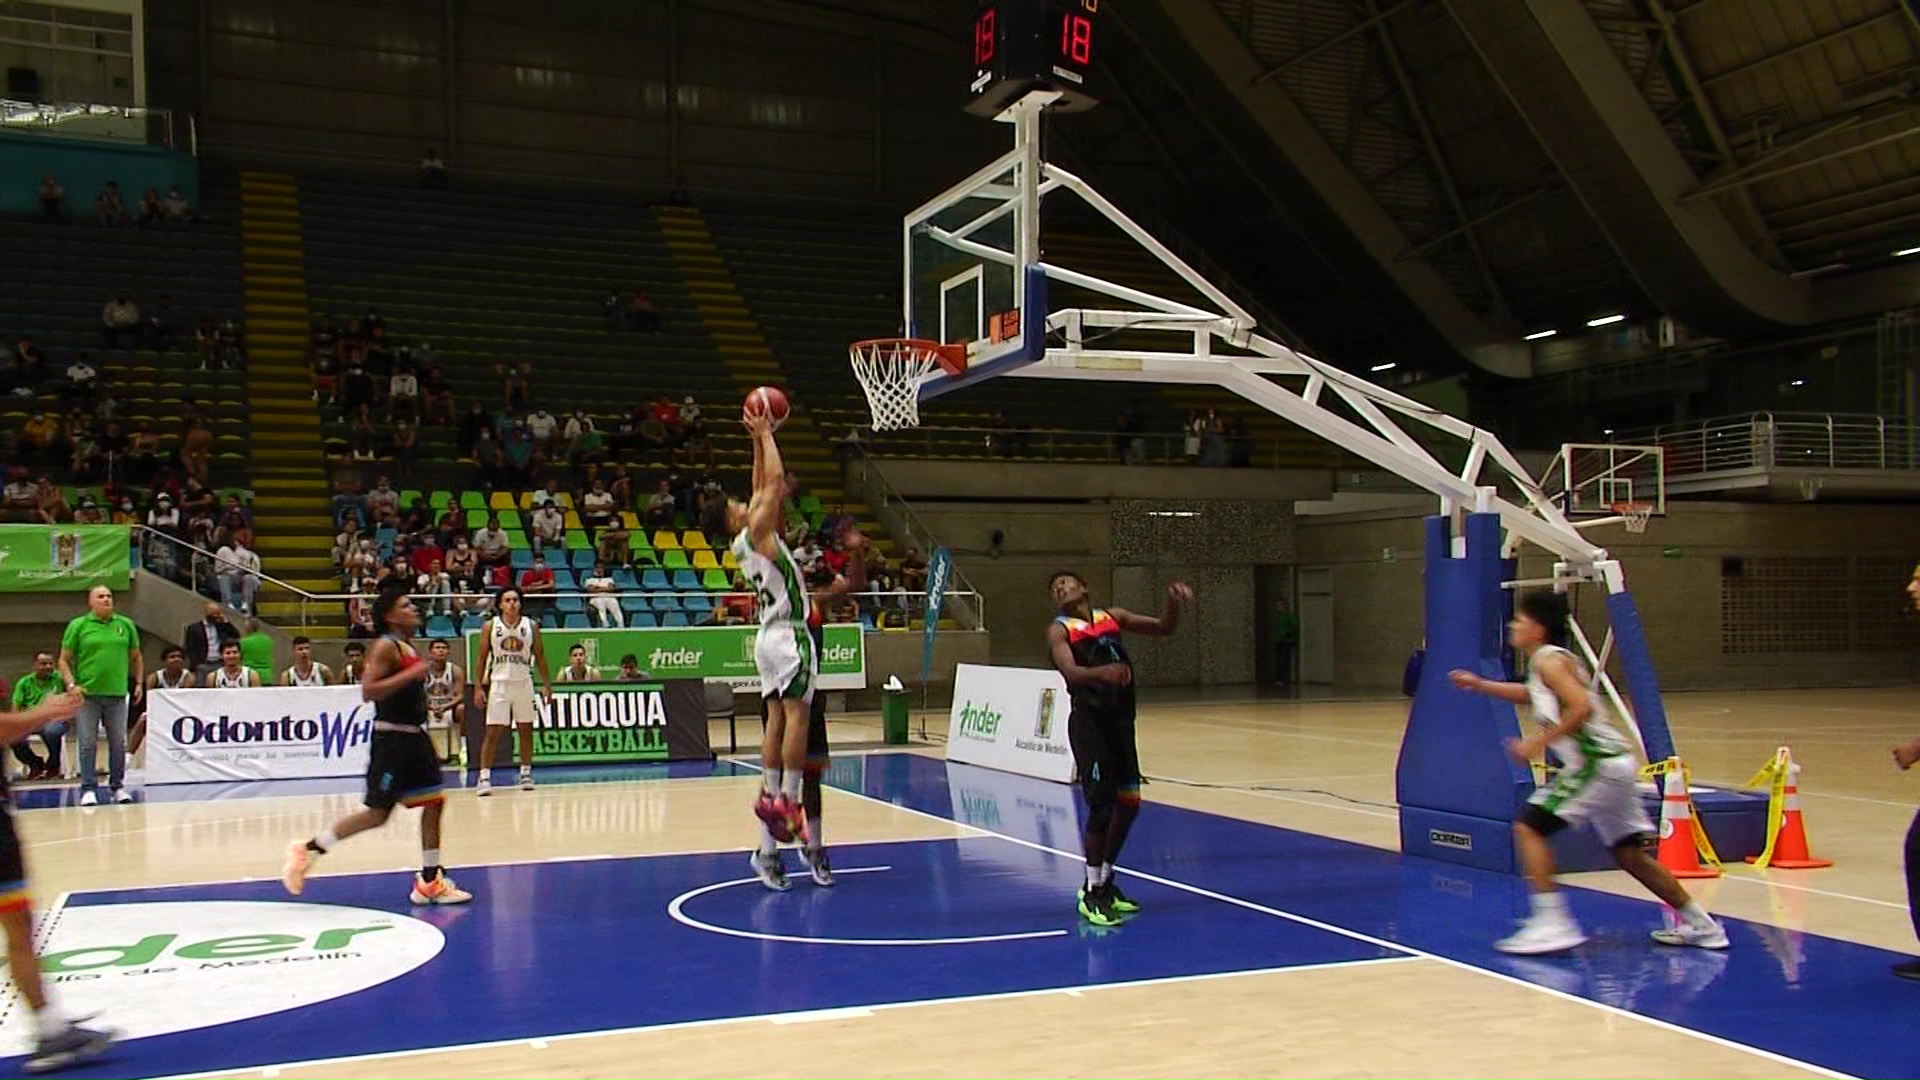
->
[744, 385, 790, 429]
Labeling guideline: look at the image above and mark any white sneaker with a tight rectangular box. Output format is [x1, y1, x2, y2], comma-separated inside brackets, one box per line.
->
[78, 791, 98, 807]
[475, 777, 492, 797]
[112, 789, 133, 804]
[1652, 918, 1729, 950]
[518, 768, 534, 791]
[1495, 916, 1588, 955]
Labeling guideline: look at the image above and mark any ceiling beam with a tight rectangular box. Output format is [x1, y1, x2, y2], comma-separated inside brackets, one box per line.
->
[1700, 9, 1901, 88]
[1685, 118, 1920, 201]
[1251, 0, 1417, 84]
[1399, 183, 1562, 259]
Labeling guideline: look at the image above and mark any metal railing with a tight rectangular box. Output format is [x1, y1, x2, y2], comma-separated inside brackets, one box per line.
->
[1636, 412, 1917, 475]
[1, 99, 192, 151]
[843, 444, 984, 628]
[855, 424, 1334, 470]
[134, 526, 978, 630]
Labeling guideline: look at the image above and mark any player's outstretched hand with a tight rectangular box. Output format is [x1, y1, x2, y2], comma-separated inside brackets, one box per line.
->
[1447, 669, 1479, 692]
[742, 410, 771, 437]
[1167, 582, 1193, 604]
[1894, 739, 1920, 771]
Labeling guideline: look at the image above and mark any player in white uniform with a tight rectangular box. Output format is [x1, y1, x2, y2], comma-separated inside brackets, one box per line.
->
[424, 639, 465, 765]
[727, 406, 815, 891]
[1450, 590, 1727, 955]
[472, 587, 551, 795]
[210, 642, 262, 688]
[280, 636, 333, 687]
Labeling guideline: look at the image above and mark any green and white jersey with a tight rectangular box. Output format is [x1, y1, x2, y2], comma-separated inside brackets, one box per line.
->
[730, 529, 810, 630]
[1524, 644, 1630, 769]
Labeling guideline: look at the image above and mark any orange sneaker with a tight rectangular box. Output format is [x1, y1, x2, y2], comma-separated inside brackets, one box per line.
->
[409, 873, 473, 905]
[774, 794, 808, 846]
[282, 840, 313, 896]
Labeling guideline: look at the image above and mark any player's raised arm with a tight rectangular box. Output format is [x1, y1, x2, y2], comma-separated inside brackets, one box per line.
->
[744, 411, 784, 547]
[1110, 582, 1192, 637]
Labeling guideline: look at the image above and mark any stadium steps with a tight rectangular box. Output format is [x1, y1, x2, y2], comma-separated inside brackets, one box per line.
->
[655, 205, 896, 557]
[240, 171, 339, 631]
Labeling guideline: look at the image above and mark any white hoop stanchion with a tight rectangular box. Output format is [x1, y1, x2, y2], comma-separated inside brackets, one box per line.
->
[849, 338, 965, 431]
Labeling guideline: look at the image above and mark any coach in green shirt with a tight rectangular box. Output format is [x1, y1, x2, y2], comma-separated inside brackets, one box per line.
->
[58, 585, 143, 806]
[8, 650, 67, 779]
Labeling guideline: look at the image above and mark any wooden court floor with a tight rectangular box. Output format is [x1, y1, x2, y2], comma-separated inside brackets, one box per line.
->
[9, 687, 1917, 1079]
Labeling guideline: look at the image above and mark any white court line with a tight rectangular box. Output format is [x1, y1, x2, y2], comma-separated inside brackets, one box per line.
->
[1713, 872, 1909, 911]
[667, 866, 1071, 947]
[154, 957, 1423, 1079]
[1149, 774, 1399, 820]
[806, 765, 1855, 1080]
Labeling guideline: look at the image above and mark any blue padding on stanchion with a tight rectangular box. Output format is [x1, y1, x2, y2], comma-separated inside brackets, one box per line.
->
[1396, 514, 1534, 871]
[1603, 588, 1675, 767]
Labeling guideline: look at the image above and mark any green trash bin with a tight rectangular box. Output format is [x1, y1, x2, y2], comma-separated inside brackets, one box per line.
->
[882, 687, 911, 745]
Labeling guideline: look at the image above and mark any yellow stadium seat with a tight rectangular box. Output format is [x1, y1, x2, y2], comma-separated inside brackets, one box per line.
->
[721, 550, 739, 570]
[652, 530, 681, 550]
[692, 550, 719, 570]
[681, 530, 710, 550]
[489, 491, 516, 510]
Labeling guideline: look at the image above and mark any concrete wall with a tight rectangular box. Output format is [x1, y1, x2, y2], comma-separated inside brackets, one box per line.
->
[1298, 502, 1920, 691]
[876, 459, 1333, 503]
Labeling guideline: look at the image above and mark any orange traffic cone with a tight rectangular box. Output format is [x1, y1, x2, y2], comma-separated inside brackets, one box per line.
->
[1747, 755, 1832, 870]
[1655, 762, 1719, 879]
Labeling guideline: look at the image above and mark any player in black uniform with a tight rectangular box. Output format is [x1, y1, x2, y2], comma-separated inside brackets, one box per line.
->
[1045, 570, 1191, 927]
[0, 691, 118, 1073]
[759, 567, 847, 887]
[282, 582, 473, 905]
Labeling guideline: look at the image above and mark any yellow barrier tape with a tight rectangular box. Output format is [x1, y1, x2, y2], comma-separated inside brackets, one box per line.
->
[1638, 756, 1722, 869]
[1740, 747, 1791, 869]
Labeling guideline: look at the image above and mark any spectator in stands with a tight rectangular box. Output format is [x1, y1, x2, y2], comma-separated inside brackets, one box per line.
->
[530, 478, 565, 509]
[399, 495, 433, 537]
[418, 558, 455, 617]
[95, 182, 127, 227]
[473, 514, 511, 574]
[502, 420, 539, 486]
[348, 403, 378, 461]
[408, 531, 445, 578]
[584, 561, 622, 628]
[377, 553, 411, 587]
[366, 475, 399, 528]
[388, 361, 419, 422]
[794, 538, 822, 575]
[678, 397, 714, 471]
[37, 173, 64, 221]
[617, 654, 649, 682]
[900, 547, 929, 591]
[111, 495, 137, 526]
[445, 533, 479, 591]
[627, 290, 661, 333]
[215, 494, 252, 549]
[470, 427, 503, 489]
[458, 402, 493, 456]
[364, 325, 395, 379]
[644, 479, 676, 531]
[607, 463, 635, 509]
[69, 421, 103, 484]
[699, 479, 728, 541]
[331, 457, 368, 528]
[101, 295, 140, 349]
[526, 405, 560, 453]
[580, 479, 616, 537]
[346, 579, 378, 639]
[215, 536, 261, 615]
[180, 476, 215, 520]
[421, 364, 454, 426]
[213, 319, 245, 370]
[71, 493, 105, 526]
[181, 413, 215, 484]
[497, 362, 530, 410]
[125, 420, 160, 482]
[33, 478, 70, 524]
[342, 534, 378, 587]
[563, 406, 595, 451]
[1, 469, 41, 524]
[1201, 407, 1226, 467]
[137, 187, 164, 226]
[1184, 411, 1203, 465]
[162, 185, 191, 222]
[184, 602, 238, 676]
[569, 416, 607, 472]
[639, 407, 670, 461]
[519, 554, 556, 622]
[437, 498, 472, 550]
[531, 500, 565, 555]
[597, 513, 632, 567]
[58, 354, 98, 409]
[186, 502, 218, 561]
[420, 148, 448, 189]
[338, 356, 375, 416]
[391, 419, 418, 477]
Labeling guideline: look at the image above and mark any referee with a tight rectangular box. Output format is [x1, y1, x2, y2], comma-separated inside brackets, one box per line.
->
[58, 585, 143, 806]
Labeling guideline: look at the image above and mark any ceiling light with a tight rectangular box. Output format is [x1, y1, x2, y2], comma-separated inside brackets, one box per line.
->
[1370, 362, 1396, 372]
[1524, 329, 1557, 340]
[1895, 247, 1920, 257]
[1586, 314, 1626, 327]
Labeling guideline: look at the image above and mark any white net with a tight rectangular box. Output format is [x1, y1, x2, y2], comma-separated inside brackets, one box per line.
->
[850, 339, 947, 431]
[1617, 503, 1653, 534]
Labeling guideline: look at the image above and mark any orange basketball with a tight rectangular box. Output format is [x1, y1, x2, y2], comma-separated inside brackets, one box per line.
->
[744, 385, 791, 429]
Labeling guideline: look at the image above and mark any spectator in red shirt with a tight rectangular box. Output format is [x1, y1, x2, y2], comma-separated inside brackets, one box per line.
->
[518, 553, 557, 623]
[409, 534, 446, 577]
[822, 539, 850, 579]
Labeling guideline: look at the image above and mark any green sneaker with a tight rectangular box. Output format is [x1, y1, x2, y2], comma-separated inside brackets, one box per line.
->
[1107, 880, 1140, 915]
[1077, 885, 1123, 928]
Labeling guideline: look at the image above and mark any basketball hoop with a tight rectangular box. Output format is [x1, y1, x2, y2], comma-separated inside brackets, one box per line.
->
[1611, 501, 1654, 534]
[849, 338, 966, 431]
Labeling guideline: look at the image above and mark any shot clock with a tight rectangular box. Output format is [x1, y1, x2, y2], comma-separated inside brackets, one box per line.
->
[967, 0, 1103, 117]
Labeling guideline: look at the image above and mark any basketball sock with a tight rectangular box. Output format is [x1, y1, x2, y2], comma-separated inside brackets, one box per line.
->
[1100, 862, 1116, 886]
[765, 768, 784, 797]
[1678, 900, 1714, 926]
[780, 769, 802, 801]
[422, 849, 441, 880]
[1085, 864, 1102, 890]
[757, 821, 778, 858]
[806, 812, 822, 851]
[1530, 891, 1570, 921]
[307, 828, 339, 855]
[33, 1004, 67, 1038]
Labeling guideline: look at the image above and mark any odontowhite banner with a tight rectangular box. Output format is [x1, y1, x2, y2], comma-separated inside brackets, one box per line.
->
[146, 686, 374, 784]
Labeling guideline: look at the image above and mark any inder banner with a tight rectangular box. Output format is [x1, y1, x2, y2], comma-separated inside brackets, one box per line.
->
[0, 524, 130, 591]
[146, 686, 372, 784]
[465, 624, 866, 691]
[945, 663, 1074, 783]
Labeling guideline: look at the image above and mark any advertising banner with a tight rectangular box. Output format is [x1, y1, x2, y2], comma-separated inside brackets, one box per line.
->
[466, 681, 712, 768]
[0, 524, 130, 591]
[465, 624, 865, 691]
[944, 663, 1074, 783]
[146, 686, 371, 784]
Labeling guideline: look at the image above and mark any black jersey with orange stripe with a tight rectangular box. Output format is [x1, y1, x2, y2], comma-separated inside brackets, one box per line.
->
[1055, 608, 1132, 709]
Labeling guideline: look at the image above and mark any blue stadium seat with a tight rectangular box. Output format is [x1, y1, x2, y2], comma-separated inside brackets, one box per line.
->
[640, 568, 670, 591]
[511, 549, 534, 570]
[571, 549, 596, 571]
[552, 570, 577, 591]
[612, 568, 638, 590]
[460, 613, 485, 634]
[555, 595, 584, 615]
[620, 594, 650, 613]
[630, 612, 659, 628]
[670, 569, 701, 591]
[661, 611, 690, 628]
[563, 614, 590, 629]
[424, 615, 457, 639]
[681, 593, 713, 614]
[650, 594, 680, 612]
[540, 612, 558, 629]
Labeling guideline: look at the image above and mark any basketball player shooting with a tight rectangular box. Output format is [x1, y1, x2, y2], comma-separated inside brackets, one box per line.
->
[729, 391, 817, 891]
[1047, 571, 1191, 927]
